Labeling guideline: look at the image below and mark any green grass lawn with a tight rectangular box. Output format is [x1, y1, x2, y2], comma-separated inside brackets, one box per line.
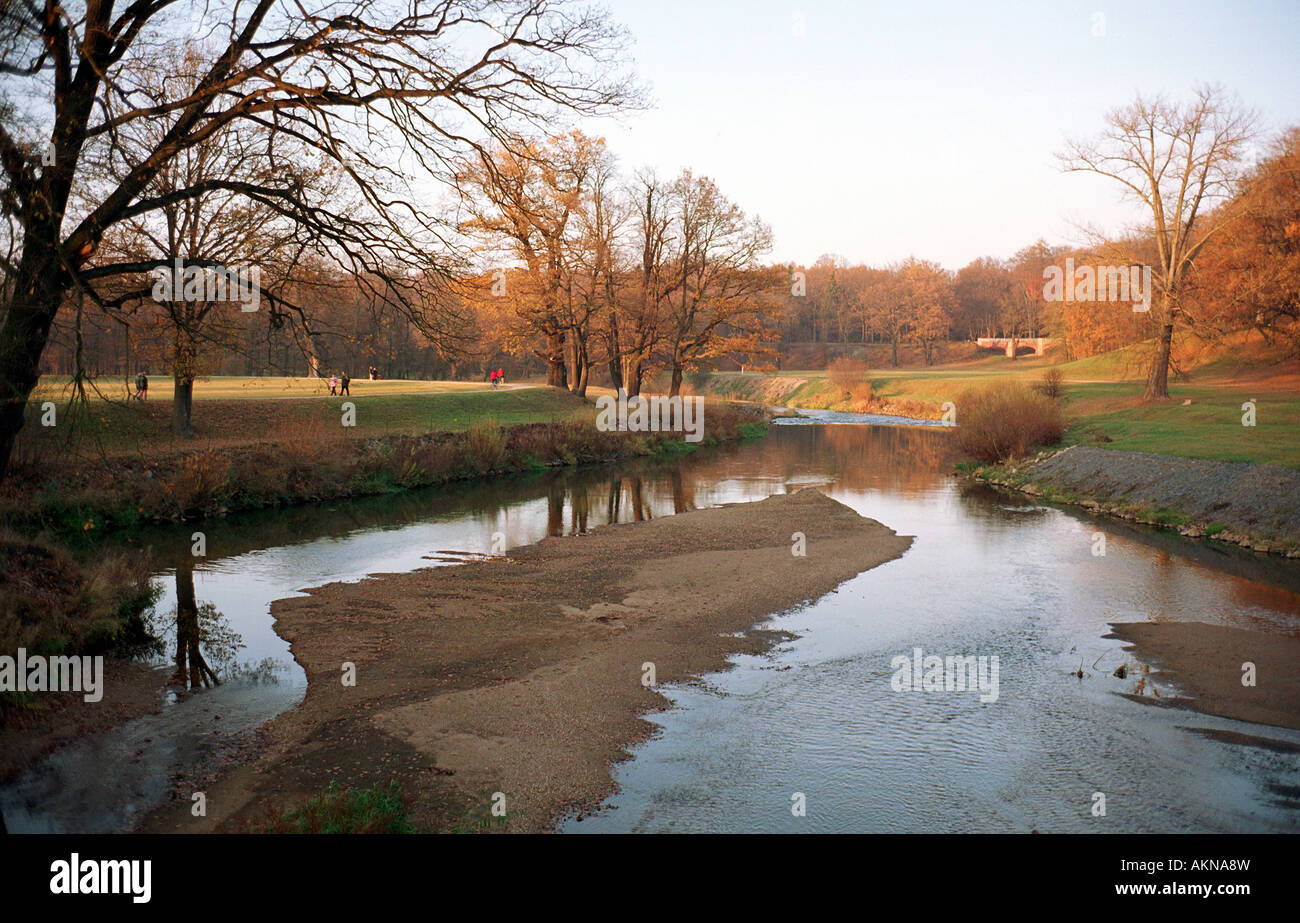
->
[1058, 383, 1299, 468]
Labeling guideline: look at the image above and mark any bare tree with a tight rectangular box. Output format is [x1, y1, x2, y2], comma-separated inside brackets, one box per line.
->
[661, 170, 777, 396]
[95, 44, 336, 435]
[565, 145, 625, 396]
[620, 168, 675, 396]
[1060, 86, 1257, 399]
[0, 0, 638, 483]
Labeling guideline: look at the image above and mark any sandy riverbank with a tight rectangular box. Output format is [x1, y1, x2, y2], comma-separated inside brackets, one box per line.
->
[140, 489, 912, 833]
[1107, 621, 1300, 735]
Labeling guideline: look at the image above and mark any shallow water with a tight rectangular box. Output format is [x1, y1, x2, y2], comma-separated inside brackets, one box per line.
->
[775, 406, 953, 427]
[564, 423, 1300, 833]
[4, 419, 1298, 833]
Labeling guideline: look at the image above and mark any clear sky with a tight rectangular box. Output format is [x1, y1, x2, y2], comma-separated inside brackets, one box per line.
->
[583, 0, 1300, 270]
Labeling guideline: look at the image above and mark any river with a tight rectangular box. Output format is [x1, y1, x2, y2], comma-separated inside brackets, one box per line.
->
[4, 416, 1299, 832]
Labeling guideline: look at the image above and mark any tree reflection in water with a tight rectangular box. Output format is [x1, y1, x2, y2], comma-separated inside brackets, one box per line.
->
[154, 558, 244, 692]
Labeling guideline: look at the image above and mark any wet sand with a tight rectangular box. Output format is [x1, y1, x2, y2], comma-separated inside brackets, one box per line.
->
[1107, 621, 1300, 732]
[141, 489, 912, 832]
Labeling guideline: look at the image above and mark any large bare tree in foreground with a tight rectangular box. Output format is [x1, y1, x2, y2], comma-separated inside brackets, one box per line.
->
[1060, 86, 1257, 399]
[0, 0, 635, 483]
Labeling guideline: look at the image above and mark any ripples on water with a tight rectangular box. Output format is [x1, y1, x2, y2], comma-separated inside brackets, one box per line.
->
[5, 417, 1299, 832]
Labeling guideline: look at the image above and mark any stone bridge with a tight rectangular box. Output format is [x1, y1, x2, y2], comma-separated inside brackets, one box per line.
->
[975, 337, 1057, 357]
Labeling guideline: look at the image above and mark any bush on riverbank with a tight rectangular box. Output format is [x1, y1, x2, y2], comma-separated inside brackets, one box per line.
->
[827, 358, 873, 411]
[1035, 367, 1066, 400]
[0, 534, 160, 707]
[956, 381, 1065, 463]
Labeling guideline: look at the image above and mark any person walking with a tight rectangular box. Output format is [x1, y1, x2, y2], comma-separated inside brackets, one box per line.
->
[137, 370, 149, 400]
[328, 373, 338, 396]
[496, 368, 505, 387]
[340, 372, 350, 396]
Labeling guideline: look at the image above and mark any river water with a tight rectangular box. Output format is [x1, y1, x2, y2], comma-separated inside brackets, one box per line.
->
[5, 417, 1299, 833]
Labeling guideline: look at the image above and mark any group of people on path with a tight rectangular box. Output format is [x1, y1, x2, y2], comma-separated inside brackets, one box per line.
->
[133, 370, 149, 399]
[489, 368, 506, 388]
[325, 366, 380, 395]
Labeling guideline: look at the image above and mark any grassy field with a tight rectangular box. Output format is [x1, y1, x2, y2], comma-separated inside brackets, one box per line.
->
[33, 374, 497, 402]
[18, 381, 590, 459]
[21, 331, 1300, 469]
[700, 331, 1300, 468]
[1056, 382, 1300, 467]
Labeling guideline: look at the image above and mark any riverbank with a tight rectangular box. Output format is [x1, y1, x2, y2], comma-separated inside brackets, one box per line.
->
[139, 489, 912, 833]
[0, 392, 768, 775]
[0, 393, 767, 536]
[0, 532, 164, 787]
[968, 446, 1300, 556]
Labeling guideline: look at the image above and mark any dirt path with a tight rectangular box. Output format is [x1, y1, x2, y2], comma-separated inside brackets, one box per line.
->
[140, 489, 912, 833]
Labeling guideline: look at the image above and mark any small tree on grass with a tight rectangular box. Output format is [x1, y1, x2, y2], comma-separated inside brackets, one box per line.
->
[1035, 367, 1065, 400]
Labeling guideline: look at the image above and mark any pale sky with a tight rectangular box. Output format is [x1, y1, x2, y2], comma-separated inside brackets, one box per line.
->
[583, 0, 1300, 270]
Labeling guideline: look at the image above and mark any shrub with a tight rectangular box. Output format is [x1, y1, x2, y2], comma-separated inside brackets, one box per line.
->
[826, 357, 873, 411]
[0, 532, 160, 678]
[463, 421, 507, 474]
[955, 380, 1065, 463]
[1034, 367, 1065, 400]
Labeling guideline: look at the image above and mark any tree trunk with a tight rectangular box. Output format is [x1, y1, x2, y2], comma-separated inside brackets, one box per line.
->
[623, 357, 643, 397]
[606, 315, 623, 391]
[574, 340, 589, 398]
[172, 323, 198, 437]
[1144, 321, 1174, 400]
[669, 363, 683, 398]
[545, 327, 567, 389]
[173, 377, 195, 437]
[0, 245, 65, 485]
[890, 333, 899, 368]
[569, 330, 589, 397]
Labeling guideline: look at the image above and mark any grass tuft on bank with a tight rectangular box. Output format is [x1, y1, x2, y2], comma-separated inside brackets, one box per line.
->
[242, 782, 417, 834]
